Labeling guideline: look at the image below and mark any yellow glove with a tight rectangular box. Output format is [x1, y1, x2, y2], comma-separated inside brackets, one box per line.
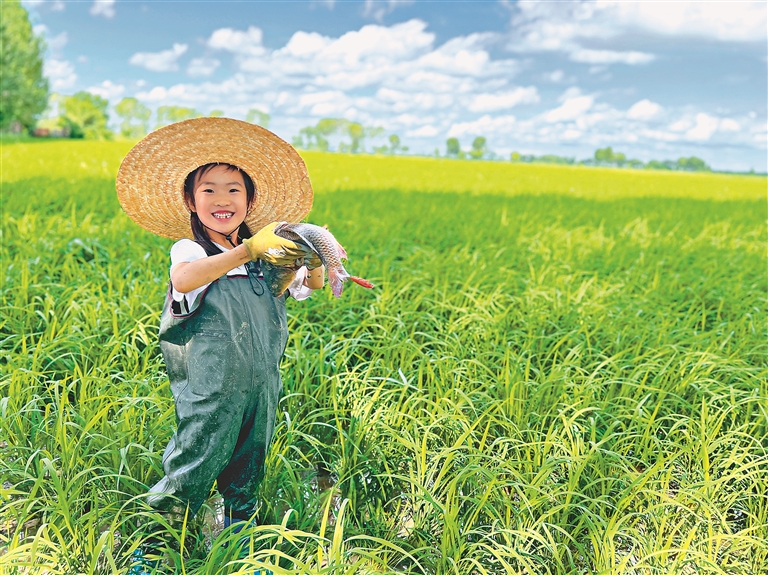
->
[243, 222, 314, 266]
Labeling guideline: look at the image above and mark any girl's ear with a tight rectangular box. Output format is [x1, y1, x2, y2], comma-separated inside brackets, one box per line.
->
[185, 196, 197, 213]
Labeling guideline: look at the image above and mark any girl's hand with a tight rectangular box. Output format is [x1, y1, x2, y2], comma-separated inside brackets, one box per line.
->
[304, 266, 325, 290]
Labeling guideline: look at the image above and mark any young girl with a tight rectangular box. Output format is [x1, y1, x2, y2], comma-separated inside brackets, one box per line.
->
[116, 118, 322, 566]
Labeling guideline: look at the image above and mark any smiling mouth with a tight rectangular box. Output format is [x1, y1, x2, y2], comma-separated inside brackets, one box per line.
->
[212, 211, 234, 220]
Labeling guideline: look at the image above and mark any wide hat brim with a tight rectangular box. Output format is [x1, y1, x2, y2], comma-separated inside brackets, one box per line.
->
[116, 117, 313, 240]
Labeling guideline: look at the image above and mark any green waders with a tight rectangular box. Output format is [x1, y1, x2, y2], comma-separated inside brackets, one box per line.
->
[147, 263, 288, 520]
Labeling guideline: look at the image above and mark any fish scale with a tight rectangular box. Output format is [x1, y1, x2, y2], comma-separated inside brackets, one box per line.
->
[260, 222, 374, 298]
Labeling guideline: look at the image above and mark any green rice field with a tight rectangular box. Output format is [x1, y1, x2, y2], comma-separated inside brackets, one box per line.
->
[1, 140, 767, 574]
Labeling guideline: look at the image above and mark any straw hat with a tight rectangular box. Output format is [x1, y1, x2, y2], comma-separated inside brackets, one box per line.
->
[116, 117, 313, 240]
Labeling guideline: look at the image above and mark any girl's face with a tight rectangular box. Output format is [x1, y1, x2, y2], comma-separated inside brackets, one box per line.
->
[188, 164, 249, 236]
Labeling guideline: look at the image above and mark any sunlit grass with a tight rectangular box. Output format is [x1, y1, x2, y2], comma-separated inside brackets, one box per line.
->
[1, 141, 766, 573]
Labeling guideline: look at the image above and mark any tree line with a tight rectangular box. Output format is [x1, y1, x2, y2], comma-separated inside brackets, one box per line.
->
[291, 118, 406, 155]
[32, 93, 272, 139]
[507, 146, 711, 172]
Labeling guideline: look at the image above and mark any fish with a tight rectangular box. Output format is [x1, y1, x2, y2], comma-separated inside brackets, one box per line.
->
[260, 222, 374, 298]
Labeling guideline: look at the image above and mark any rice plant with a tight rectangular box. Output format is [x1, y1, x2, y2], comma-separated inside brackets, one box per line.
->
[1, 141, 766, 574]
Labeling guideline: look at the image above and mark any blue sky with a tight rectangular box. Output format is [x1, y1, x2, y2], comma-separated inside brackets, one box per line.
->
[24, 0, 768, 171]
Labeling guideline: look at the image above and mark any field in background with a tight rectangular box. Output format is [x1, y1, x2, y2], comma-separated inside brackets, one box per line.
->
[1, 140, 767, 574]
[2, 140, 765, 201]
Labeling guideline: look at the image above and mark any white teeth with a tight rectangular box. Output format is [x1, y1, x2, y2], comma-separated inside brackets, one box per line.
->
[213, 213, 233, 219]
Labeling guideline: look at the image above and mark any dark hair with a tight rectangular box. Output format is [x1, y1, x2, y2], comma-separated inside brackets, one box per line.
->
[183, 163, 256, 256]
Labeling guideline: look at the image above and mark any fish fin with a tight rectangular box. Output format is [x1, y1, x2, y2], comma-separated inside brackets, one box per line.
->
[349, 276, 374, 289]
[336, 242, 348, 260]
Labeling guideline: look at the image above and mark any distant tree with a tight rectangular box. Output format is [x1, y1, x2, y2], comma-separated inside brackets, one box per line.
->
[295, 119, 338, 151]
[305, 118, 343, 151]
[510, 151, 521, 162]
[646, 159, 673, 170]
[538, 154, 575, 165]
[61, 92, 112, 139]
[389, 134, 401, 154]
[446, 137, 461, 158]
[677, 156, 710, 171]
[156, 106, 199, 128]
[346, 122, 365, 153]
[114, 97, 151, 139]
[0, 0, 49, 131]
[594, 146, 614, 164]
[594, 147, 630, 167]
[470, 136, 487, 160]
[293, 118, 383, 153]
[246, 109, 270, 128]
[209, 109, 224, 117]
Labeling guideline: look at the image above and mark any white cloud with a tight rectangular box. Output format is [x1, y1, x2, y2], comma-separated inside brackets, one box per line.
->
[87, 80, 124, 100]
[468, 86, 539, 112]
[510, 0, 766, 49]
[562, 128, 582, 140]
[375, 88, 453, 113]
[406, 124, 439, 138]
[46, 31, 68, 57]
[545, 94, 594, 123]
[90, 0, 115, 18]
[570, 49, 655, 65]
[600, 0, 766, 42]
[627, 99, 662, 120]
[325, 20, 433, 65]
[208, 26, 265, 56]
[136, 86, 168, 103]
[44, 59, 77, 90]
[283, 31, 329, 57]
[546, 69, 565, 82]
[447, 114, 517, 138]
[417, 35, 491, 75]
[719, 118, 740, 132]
[391, 113, 433, 127]
[187, 58, 220, 77]
[664, 112, 743, 142]
[296, 90, 352, 116]
[686, 113, 720, 141]
[363, 0, 416, 22]
[669, 118, 691, 132]
[129, 43, 188, 72]
[641, 129, 680, 142]
[208, 19, 514, 97]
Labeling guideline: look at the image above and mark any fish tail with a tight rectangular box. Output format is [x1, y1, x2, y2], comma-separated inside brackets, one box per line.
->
[328, 267, 349, 298]
[349, 276, 374, 289]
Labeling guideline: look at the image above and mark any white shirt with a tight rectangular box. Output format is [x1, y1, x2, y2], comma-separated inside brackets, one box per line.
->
[170, 239, 314, 309]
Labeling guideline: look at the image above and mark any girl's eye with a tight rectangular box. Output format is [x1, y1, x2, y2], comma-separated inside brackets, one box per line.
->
[201, 188, 214, 193]
[230, 188, 241, 193]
